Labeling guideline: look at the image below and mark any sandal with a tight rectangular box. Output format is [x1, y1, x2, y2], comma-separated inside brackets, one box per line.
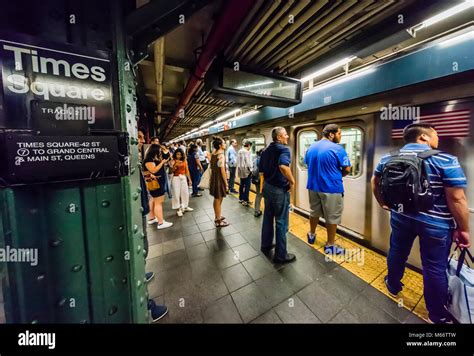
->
[214, 218, 229, 227]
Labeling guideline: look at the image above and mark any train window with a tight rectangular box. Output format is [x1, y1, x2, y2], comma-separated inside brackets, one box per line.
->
[298, 130, 318, 168]
[245, 136, 266, 158]
[339, 127, 363, 177]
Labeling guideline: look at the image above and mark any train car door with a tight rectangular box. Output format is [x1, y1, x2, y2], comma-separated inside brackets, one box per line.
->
[295, 128, 319, 211]
[295, 122, 368, 237]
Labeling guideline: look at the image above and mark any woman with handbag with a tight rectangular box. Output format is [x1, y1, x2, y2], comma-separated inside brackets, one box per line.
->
[210, 136, 229, 227]
[143, 144, 173, 230]
[170, 148, 194, 217]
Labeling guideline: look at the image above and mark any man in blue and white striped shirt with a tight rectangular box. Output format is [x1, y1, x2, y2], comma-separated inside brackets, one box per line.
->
[371, 123, 470, 324]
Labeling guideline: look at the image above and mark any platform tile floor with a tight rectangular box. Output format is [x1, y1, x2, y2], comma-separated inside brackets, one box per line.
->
[145, 190, 427, 324]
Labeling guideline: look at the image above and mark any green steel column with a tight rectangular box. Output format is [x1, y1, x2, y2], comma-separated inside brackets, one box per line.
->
[112, 0, 149, 323]
[83, 182, 131, 323]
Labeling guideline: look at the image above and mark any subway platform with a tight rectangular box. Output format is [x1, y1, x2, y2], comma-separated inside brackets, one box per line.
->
[145, 190, 428, 324]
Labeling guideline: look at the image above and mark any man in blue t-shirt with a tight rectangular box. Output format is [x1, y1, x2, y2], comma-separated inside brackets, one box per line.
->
[259, 127, 296, 264]
[304, 124, 351, 255]
[371, 123, 470, 324]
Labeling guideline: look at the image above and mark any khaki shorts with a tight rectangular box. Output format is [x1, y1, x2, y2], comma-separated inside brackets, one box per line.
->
[308, 191, 344, 224]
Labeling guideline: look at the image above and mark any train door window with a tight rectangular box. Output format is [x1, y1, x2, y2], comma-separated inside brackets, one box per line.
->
[246, 136, 266, 158]
[339, 127, 363, 177]
[297, 130, 318, 168]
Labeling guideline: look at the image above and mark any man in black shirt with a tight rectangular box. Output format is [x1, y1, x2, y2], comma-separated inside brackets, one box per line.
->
[259, 127, 296, 264]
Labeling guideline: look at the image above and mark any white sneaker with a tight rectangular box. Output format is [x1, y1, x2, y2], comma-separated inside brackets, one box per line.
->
[177, 209, 183, 217]
[147, 218, 158, 225]
[183, 207, 194, 212]
[157, 221, 173, 230]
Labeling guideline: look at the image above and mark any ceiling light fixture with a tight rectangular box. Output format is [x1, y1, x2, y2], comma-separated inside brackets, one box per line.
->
[419, 0, 473, 29]
[300, 56, 357, 82]
[199, 120, 214, 128]
[303, 66, 376, 96]
[438, 29, 474, 47]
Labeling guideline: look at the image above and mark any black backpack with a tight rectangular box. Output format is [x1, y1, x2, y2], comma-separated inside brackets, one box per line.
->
[379, 149, 441, 213]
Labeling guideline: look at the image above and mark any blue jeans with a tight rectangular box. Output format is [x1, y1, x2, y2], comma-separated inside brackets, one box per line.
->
[229, 167, 236, 191]
[388, 213, 452, 322]
[190, 169, 201, 195]
[261, 182, 290, 259]
[239, 175, 251, 202]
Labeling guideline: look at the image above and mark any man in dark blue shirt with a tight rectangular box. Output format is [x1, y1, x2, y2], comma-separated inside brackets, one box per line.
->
[259, 127, 296, 263]
[372, 123, 470, 324]
[304, 124, 351, 255]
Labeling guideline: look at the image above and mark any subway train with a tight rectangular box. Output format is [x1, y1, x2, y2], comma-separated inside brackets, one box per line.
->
[200, 74, 474, 269]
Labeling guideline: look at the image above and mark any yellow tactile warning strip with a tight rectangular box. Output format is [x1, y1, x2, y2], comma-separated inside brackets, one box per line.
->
[231, 189, 429, 322]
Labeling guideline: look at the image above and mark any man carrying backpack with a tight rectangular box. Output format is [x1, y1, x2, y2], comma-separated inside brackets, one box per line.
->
[371, 123, 470, 324]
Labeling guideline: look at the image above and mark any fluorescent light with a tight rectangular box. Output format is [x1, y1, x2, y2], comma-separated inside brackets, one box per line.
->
[236, 81, 274, 89]
[235, 109, 259, 120]
[212, 110, 260, 129]
[438, 29, 474, 47]
[303, 66, 376, 96]
[419, 1, 474, 29]
[200, 120, 214, 128]
[301, 56, 357, 82]
[215, 109, 240, 122]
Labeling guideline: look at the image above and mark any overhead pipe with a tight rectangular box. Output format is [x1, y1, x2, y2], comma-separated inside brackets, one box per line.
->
[162, 0, 256, 139]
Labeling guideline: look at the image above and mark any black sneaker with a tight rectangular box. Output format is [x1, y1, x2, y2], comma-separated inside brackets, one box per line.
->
[428, 316, 454, 324]
[273, 253, 296, 264]
[145, 271, 154, 283]
[148, 300, 168, 322]
[384, 276, 403, 297]
[254, 211, 262, 217]
[230, 189, 238, 194]
[192, 193, 202, 197]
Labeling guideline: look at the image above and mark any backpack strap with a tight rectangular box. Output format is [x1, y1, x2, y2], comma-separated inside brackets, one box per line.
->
[417, 149, 442, 159]
[389, 149, 401, 156]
